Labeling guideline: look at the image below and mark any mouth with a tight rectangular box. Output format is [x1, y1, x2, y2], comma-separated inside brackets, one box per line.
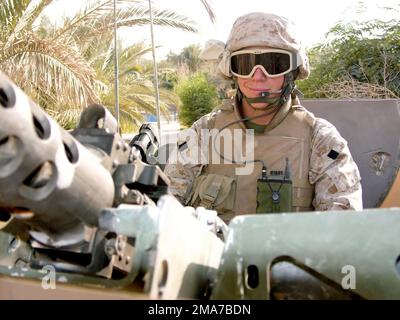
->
[248, 87, 271, 92]
[247, 87, 282, 97]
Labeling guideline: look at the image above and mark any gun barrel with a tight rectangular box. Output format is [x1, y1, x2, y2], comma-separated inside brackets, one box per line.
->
[0, 73, 114, 247]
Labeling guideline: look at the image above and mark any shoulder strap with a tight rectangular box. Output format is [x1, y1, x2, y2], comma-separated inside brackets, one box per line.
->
[291, 104, 316, 128]
[207, 98, 234, 130]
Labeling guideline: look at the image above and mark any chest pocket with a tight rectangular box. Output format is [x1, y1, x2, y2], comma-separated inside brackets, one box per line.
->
[189, 173, 236, 213]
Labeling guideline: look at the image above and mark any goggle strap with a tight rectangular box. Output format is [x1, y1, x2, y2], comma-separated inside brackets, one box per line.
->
[292, 86, 304, 98]
[243, 95, 281, 105]
[292, 52, 299, 69]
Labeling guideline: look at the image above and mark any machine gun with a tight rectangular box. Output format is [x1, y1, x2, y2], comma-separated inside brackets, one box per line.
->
[0, 72, 224, 299]
[1, 72, 400, 300]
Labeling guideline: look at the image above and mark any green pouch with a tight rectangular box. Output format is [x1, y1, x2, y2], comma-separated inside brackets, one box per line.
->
[256, 178, 293, 213]
[189, 173, 236, 212]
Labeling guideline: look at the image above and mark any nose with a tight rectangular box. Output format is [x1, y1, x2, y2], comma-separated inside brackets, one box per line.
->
[251, 66, 268, 80]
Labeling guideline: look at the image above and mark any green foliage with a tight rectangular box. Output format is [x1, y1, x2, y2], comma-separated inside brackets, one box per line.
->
[298, 13, 400, 98]
[181, 44, 202, 73]
[177, 73, 217, 126]
[159, 68, 179, 90]
[167, 44, 202, 74]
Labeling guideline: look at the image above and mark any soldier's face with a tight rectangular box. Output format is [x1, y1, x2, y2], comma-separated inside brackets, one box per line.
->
[236, 67, 284, 109]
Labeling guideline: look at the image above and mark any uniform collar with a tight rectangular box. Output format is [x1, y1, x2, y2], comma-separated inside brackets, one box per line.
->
[232, 96, 294, 133]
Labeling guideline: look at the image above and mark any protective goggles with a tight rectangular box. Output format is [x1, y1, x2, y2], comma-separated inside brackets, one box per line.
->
[230, 49, 301, 78]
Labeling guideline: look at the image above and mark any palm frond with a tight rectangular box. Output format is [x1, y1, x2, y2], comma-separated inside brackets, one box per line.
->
[100, 42, 154, 79]
[113, 7, 197, 32]
[119, 44, 153, 67]
[25, 0, 54, 31]
[0, 0, 31, 41]
[4, 0, 54, 48]
[100, 83, 172, 120]
[52, 0, 111, 41]
[1, 34, 98, 108]
[200, 0, 216, 24]
[119, 108, 143, 132]
[47, 108, 82, 130]
[56, 4, 197, 44]
[102, 38, 116, 72]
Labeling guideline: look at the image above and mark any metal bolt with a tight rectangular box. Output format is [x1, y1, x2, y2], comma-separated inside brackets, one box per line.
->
[104, 239, 117, 257]
[116, 236, 125, 252]
[112, 160, 118, 169]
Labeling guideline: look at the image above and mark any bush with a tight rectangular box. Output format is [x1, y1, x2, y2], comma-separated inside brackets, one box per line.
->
[297, 16, 400, 98]
[177, 73, 218, 126]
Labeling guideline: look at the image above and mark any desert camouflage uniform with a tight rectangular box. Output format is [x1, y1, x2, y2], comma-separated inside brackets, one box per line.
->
[308, 116, 362, 210]
[164, 12, 363, 220]
[164, 98, 363, 215]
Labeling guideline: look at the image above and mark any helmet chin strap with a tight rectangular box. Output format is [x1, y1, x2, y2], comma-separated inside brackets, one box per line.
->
[242, 89, 282, 109]
[236, 71, 297, 110]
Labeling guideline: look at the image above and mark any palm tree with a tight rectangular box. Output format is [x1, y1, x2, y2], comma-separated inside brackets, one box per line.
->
[0, 0, 215, 131]
[94, 40, 179, 132]
[0, 0, 98, 109]
[56, 0, 199, 131]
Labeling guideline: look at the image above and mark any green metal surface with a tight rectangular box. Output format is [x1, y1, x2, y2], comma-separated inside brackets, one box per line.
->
[0, 196, 223, 299]
[0, 205, 161, 289]
[211, 208, 400, 299]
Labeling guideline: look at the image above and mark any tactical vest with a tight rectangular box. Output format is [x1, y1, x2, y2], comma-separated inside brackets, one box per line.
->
[188, 98, 316, 223]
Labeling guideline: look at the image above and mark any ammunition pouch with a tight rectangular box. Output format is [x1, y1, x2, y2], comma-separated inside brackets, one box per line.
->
[189, 174, 236, 212]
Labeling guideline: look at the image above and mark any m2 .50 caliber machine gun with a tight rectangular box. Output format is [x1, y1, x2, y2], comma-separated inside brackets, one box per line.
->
[1, 72, 400, 300]
[0, 72, 224, 299]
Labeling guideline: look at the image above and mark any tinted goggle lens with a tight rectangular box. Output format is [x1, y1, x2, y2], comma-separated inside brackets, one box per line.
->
[230, 52, 291, 77]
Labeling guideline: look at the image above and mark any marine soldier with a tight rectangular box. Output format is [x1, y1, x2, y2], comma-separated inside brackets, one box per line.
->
[164, 12, 362, 223]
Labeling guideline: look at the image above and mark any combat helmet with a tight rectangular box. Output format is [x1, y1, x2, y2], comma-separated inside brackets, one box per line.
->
[201, 12, 310, 109]
[218, 12, 310, 80]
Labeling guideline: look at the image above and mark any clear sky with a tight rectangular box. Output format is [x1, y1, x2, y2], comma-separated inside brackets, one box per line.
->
[43, 0, 399, 58]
